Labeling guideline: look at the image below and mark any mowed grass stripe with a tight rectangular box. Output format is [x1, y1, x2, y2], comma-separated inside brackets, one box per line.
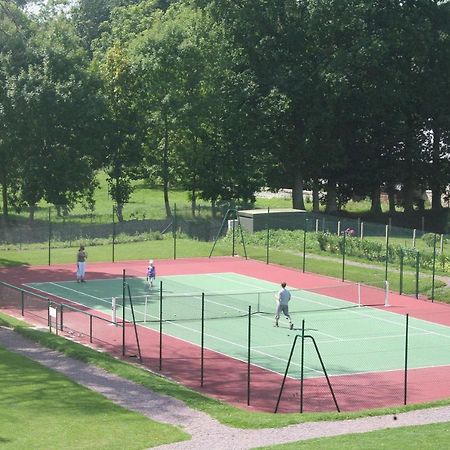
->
[0, 345, 188, 450]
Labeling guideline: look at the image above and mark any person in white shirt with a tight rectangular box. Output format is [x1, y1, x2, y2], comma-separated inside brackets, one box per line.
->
[275, 282, 293, 329]
[76, 245, 87, 283]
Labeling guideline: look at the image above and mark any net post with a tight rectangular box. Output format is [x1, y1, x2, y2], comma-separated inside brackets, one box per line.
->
[112, 297, 117, 324]
[144, 296, 148, 322]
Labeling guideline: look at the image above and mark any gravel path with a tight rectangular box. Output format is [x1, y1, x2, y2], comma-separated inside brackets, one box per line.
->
[2, 327, 450, 449]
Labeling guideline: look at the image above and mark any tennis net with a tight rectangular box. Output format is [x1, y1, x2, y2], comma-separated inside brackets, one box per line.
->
[128, 280, 389, 323]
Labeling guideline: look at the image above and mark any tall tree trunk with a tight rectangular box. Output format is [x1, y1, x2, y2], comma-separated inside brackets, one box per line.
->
[191, 188, 197, 217]
[386, 185, 396, 214]
[402, 181, 415, 213]
[431, 127, 443, 210]
[370, 186, 382, 214]
[1, 180, 8, 220]
[388, 193, 396, 213]
[191, 137, 198, 218]
[116, 203, 124, 222]
[325, 180, 337, 213]
[28, 205, 36, 221]
[292, 173, 305, 210]
[162, 113, 172, 218]
[312, 179, 320, 212]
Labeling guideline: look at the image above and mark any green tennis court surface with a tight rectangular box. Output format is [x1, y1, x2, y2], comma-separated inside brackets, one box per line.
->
[27, 273, 450, 379]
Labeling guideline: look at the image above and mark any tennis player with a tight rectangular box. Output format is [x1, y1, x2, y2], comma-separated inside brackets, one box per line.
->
[275, 282, 293, 329]
[147, 260, 156, 287]
[76, 245, 87, 283]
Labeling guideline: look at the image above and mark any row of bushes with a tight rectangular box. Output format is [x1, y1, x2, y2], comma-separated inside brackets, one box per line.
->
[0, 231, 167, 251]
[225, 229, 450, 273]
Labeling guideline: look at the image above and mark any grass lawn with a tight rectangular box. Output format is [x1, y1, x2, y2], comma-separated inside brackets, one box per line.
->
[0, 340, 188, 449]
[258, 421, 450, 449]
[0, 238, 231, 267]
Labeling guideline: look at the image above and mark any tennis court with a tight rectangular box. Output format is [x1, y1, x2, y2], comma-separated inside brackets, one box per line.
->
[26, 272, 450, 381]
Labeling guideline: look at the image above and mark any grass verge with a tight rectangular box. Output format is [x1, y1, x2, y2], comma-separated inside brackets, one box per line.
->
[0, 325, 189, 449]
[257, 421, 450, 449]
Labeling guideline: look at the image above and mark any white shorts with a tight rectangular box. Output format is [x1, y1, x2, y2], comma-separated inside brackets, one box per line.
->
[77, 262, 86, 279]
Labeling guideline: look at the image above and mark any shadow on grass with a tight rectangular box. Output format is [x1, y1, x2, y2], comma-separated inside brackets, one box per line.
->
[0, 258, 30, 268]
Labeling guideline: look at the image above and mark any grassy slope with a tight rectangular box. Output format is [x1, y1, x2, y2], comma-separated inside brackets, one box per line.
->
[0, 337, 188, 449]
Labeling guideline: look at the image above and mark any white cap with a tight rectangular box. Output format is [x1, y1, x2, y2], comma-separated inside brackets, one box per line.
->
[149, 260, 154, 264]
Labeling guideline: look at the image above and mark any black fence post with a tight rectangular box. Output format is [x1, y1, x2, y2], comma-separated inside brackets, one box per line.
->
[266, 207, 270, 264]
[302, 220, 307, 273]
[385, 224, 390, 282]
[247, 305, 251, 406]
[112, 206, 116, 263]
[48, 207, 52, 266]
[399, 248, 404, 295]
[122, 269, 126, 356]
[415, 252, 420, 299]
[173, 204, 177, 260]
[432, 233, 437, 302]
[300, 319, 305, 413]
[404, 314, 409, 405]
[341, 232, 346, 282]
[159, 280, 163, 370]
[201, 293, 205, 387]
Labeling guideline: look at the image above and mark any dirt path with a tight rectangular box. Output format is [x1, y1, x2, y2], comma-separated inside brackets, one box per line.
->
[2, 327, 450, 449]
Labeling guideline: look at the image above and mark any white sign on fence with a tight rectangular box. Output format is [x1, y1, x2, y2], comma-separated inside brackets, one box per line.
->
[49, 306, 57, 318]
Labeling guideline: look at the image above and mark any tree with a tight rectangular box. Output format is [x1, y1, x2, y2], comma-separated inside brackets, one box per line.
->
[0, 1, 32, 219]
[12, 14, 103, 216]
[95, 44, 144, 221]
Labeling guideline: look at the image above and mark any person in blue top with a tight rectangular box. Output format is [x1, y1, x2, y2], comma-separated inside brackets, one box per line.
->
[275, 282, 293, 329]
[147, 260, 156, 287]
